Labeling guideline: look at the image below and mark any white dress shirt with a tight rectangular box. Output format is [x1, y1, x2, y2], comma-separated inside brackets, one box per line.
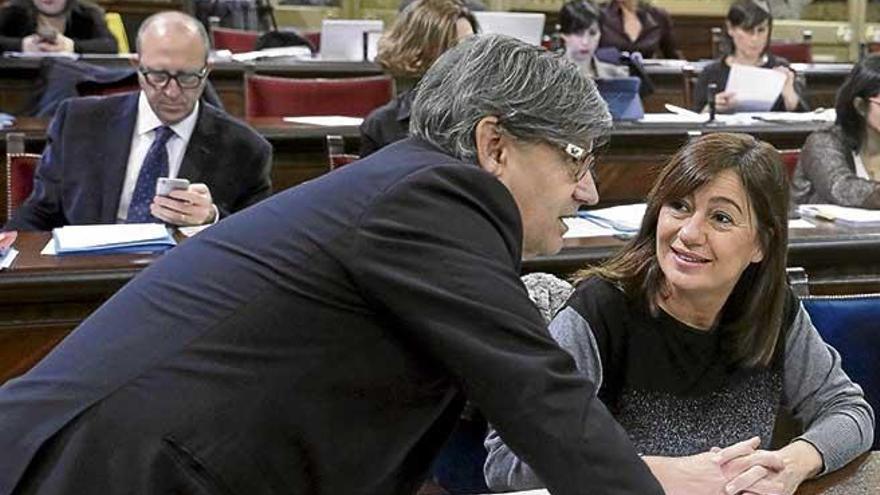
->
[116, 93, 200, 222]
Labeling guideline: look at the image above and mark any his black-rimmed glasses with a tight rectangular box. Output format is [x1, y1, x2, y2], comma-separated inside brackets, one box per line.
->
[138, 66, 209, 90]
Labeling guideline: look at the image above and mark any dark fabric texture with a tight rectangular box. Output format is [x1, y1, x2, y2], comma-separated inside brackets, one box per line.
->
[0, 0, 117, 54]
[599, 2, 679, 59]
[4, 92, 271, 231]
[692, 54, 809, 113]
[566, 278, 793, 455]
[358, 89, 414, 157]
[0, 138, 663, 495]
[792, 125, 880, 208]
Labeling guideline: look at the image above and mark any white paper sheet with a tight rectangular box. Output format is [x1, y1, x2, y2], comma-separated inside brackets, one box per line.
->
[282, 116, 364, 126]
[788, 218, 816, 229]
[0, 248, 17, 270]
[230, 46, 312, 62]
[725, 64, 786, 112]
[477, 490, 548, 495]
[562, 217, 618, 238]
[638, 113, 709, 124]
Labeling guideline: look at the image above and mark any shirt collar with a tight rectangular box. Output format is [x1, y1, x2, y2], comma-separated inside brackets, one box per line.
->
[136, 91, 200, 141]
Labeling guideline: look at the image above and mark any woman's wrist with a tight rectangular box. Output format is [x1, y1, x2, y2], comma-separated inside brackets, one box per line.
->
[780, 440, 823, 482]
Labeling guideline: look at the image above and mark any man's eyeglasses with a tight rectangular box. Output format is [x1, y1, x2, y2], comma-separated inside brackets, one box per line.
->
[138, 66, 209, 90]
[559, 141, 596, 183]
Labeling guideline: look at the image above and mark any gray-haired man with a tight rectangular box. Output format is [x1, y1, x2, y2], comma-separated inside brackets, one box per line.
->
[0, 35, 663, 494]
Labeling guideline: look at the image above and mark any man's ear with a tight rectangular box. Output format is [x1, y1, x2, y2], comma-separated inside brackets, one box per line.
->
[129, 54, 140, 69]
[474, 116, 505, 177]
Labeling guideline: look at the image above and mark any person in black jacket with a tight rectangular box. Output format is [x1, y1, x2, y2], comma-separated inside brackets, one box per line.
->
[0, 34, 670, 495]
[0, 0, 117, 54]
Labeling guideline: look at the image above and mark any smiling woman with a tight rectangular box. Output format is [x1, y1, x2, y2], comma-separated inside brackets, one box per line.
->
[484, 133, 875, 495]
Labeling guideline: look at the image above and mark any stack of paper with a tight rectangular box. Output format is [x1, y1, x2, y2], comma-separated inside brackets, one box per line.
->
[576, 203, 647, 238]
[726, 64, 786, 112]
[283, 116, 364, 126]
[0, 231, 17, 270]
[51, 223, 176, 255]
[797, 204, 880, 227]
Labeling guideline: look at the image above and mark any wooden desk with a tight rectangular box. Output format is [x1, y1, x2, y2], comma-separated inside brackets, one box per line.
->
[0, 116, 828, 216]
[0, 232, 160, 383]
[797, 451, 880, 494]
[523, 221, 880, 295]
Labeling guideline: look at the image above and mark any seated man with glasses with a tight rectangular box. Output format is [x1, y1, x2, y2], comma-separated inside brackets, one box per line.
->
[5, 10, 271, 232]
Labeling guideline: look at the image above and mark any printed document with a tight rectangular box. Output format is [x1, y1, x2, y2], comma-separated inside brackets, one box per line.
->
[725, 64, 786, 112]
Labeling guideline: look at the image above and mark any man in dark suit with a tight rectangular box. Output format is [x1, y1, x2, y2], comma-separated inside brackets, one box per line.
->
[0, 35, 671, 495]
[5, 11, 271, 232]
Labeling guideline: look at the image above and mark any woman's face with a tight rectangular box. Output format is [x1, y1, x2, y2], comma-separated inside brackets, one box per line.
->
[859, 95, 880, 136]
[655, 168, 764, 306]
[33, 0, 67, 16]
[728, 20, 770, 62]
[562, 23, 601, 64]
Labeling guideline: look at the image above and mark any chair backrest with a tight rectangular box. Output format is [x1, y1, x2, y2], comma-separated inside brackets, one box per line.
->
[212, 27, 261, 53]
[5, 133, 40, 222]
[778, 149, 800, 178]
[769, 42, 813, 63]
[802, 293, 880, 449]
[104, 12, 130, 53]
[326, 135, 359, 170]
[245, 74, 393, 119]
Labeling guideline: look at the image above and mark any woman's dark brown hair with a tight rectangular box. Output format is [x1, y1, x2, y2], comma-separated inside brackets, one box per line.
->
[578, 133, 790, 367]
[375, 0, 478, 79]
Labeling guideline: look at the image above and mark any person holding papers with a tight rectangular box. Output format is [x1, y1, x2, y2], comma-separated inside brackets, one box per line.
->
[359, 0, 478, 157]
[4, 11, 271, 232]
[485, 133, 874, 494]
[692, 0, 808, 113]
[792, 55, 880, 208]
[0, 0, 117, 54]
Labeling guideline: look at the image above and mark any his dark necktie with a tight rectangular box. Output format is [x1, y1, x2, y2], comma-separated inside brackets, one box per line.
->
[126, 126, 175, 223]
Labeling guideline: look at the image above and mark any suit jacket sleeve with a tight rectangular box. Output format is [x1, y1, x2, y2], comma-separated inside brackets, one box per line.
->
[349, 164, 662, 495]
[222, 136, 271, 218]
[4, 100, 69, 231]
[0, 3, 28, 52]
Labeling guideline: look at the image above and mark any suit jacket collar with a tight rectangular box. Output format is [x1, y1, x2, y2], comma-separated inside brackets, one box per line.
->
[179, 104, 217, 183]
[100, 92, 139, 223]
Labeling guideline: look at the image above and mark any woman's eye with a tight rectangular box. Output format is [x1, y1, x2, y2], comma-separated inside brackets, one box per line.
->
[668, 200, 690, 213]
[712, 212, 734, 225]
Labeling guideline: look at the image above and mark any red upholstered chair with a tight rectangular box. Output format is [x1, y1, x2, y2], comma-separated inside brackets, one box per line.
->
[326, 135, 359, 170]
[769, 42, 813, 63]
[6, 153, 40, 222]
[779, 149, 800, 179]
[212, 27, 261, 53]
[245, 74, 393, 119]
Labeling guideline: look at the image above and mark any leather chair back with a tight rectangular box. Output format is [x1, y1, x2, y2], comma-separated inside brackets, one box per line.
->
[212, 27, 261, 53]
[245, 74, 393, 119]
[6, 153, 40, 223]
[802, 293, 880, 449]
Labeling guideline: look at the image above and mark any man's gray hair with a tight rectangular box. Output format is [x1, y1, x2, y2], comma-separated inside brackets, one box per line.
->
[409, 34, 611, 162]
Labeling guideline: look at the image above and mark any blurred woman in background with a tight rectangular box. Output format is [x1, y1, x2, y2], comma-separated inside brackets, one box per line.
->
[359, 0, 477, 156]
[693, 0, 807, 113]
[559, 0, 628, 79]
[792, 54, 880, 207]
[0, 0, 117, 53]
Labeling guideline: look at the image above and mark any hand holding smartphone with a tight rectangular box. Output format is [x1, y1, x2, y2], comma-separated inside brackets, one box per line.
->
[36, 26, 58, 44]
[156, 177, 190, 198]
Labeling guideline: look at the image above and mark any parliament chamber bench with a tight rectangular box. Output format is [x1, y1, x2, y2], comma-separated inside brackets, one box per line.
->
[0, 115, 831, 218]
[0, 55, 854, 119]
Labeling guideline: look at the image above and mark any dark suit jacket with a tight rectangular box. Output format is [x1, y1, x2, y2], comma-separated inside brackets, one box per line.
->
[0, 138, 662, 495]
[358, 89, 414, 157]
[5, 92, 272, 231]
[599, 2, 680, 59]
[0, 0, 117, 54]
